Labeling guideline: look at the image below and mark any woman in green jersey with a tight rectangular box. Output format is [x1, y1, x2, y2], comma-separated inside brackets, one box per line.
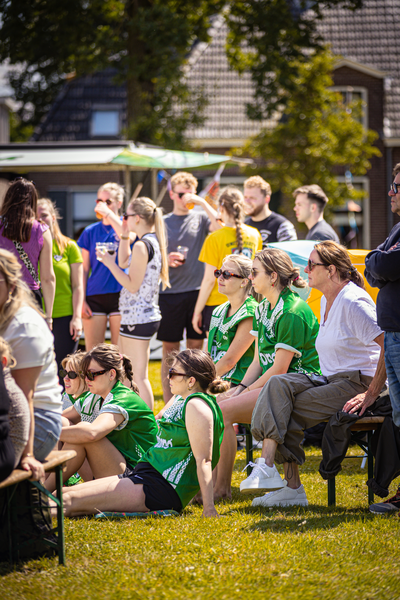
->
[45, 343, 158, 493]
[60, 349, 228, 518]
[208, 254, 258, 386]
[214, 247, 320, 500]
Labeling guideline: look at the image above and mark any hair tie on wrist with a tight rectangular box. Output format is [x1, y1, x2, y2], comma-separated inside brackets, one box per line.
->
[238, 382, 248, 389]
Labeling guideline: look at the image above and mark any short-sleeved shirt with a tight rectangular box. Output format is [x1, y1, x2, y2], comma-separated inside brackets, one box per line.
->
[52, 239, 83, 318]
[245, 212, 297, 247]
[252, 287, 320, 375]
[306, 219, 339, 242]
[98, 380, 158, 467]
[208, 297, 258, 385]
[160, 211, 210, 295]
[78, 221, 122, 296]
[142, 392, 224, 509]
[0, 219, 48, 291]
[198, 224, 263, 306]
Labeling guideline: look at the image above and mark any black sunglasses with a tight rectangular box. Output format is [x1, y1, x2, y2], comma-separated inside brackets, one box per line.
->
[390, 182, 400, 194]
[168, 368, 187, 379]
[96, 198, 113, 206]
[59, 369, 79, 380]
[214, 269, 244, 280]
[123, 213, 136, 220]
[84, 369, 109, 381]
[175, 192, 189, 199]
[307, 259, 328, 271]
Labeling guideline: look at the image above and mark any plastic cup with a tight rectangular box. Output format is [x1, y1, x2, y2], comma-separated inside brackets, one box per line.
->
[176, 245, 189, 264]
[96, 242, 118, 261]
[185, 201, 195, 210]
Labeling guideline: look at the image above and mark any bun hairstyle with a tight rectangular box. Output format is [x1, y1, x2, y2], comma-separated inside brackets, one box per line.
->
[222, 254, 253, 295]
[128, 196, 170, 291]
[0, 177, 38, 243]
[81, 343, 139, 394]
[314, 241, 365, 289]
[218, 186, 245, 254]
[167, 349, 229, 395]
[255, 248, 308, 290]
[61, 350, 88, 392]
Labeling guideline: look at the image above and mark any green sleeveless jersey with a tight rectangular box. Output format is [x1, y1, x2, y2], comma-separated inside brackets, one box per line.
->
[142, 392, 224, 509]
[253, 287, 321, 375]
[73, 391, 103, 423]
[99, 381, 158, 468]
[208, 297, 258, 385]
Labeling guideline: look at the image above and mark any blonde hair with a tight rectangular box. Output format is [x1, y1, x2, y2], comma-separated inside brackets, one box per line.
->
[255, 248, 307, 290]
[0, 336, 16, 368]
[37, 198, 70, 255]
[218, 186, 246, 254]
[222, 254, 253, 295]
[0, 249, 44, 334]
[128, 196, 170, 290]
[170, 172, 198, 192]
[98, 182, 125, 205]
[61, 350, 88, 393]
[244, 176, 271, 197]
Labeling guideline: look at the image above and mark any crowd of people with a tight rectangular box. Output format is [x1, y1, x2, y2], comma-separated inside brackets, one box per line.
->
[0, 166, 398, 519]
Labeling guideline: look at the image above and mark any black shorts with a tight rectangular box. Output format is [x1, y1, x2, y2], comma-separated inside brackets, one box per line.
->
[120, 321, 160, 340]
[202, 305, 218, 334]
[157, 290, 206, 343]
[86, 293, 120, 317]
[119, 462, 183, 512]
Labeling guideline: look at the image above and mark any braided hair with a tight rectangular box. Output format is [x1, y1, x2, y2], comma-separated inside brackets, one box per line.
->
[218, 186, 246, 254]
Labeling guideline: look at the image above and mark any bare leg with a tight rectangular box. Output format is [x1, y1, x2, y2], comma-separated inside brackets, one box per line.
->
[259, 439, 301, 489]
[161, 341, 180, 403]
[62, 476, 148, 517]
[213, 388, 261, 501]
[119, 335, 153, 409]
[83, 315, 108, 351]
[78, 458, 94, 482]
[109, 314, 121, 346]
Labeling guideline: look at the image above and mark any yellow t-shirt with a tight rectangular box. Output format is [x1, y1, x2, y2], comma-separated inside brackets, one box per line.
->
[198, 224, 262, 306]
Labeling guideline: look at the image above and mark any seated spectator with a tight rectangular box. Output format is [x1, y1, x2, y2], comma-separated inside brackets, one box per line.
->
[245, 241, 386, 508]
[208, 255, 258, 385]
[0, 361, 14, 482]
[214, 248, 320, 501]
[59, 349, 228, 518]
[45, 344, 158, 493]
[0, 249, 62, 481]
[0, 337, 30, 468]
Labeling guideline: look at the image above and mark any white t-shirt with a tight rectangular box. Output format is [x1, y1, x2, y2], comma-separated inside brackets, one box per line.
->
[3, 306, 62, 413]
[316, 282, 383, 378]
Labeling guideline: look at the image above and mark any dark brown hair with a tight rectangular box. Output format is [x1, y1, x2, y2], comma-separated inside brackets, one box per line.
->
[255, 248, 308, 290]
[81, 343, 139, 393]
[167, 349, 229, 395]
[0, 178, 38, 242]
[293, 184, 329, 213]
[314, 240, 365, 288]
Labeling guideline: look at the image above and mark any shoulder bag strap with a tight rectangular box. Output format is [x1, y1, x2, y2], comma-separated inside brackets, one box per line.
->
[12, 240, 41, 288]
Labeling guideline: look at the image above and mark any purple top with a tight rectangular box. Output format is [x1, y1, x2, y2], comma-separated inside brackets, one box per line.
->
[0, 219, 48, 290]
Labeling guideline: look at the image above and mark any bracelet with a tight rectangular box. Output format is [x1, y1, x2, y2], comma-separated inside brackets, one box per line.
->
[120, 235, 130, 240]
[238, 383, 248, 389]
[22, 453, 33, 458]
[45, 317, 53, 323]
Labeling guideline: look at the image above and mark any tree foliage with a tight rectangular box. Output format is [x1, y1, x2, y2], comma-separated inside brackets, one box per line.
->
[234, 50, 380, 213]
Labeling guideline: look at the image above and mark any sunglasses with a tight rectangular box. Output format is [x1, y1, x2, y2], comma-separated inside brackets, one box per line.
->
[168, 368, 187, 379]
[214, 269, 244, 280]
[307, 259, 327, 271]
[390, 182, 400, 194]
[96, 198, 113, 206]
[123, 213, 136, 220]
[175, 192, 190, 199]
[59, 369, 79, 380]
[84, 369, 109, 381]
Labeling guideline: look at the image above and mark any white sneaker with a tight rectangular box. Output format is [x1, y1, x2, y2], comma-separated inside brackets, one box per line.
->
[240, 458, 286, 494]
[252, 484, 308, 507]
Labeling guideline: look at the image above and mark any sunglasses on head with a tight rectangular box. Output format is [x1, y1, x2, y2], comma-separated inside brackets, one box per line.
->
[96, 198, 113, 206]
[84, 369, 109, 381]
[214, 269, 244, 280]
[168, 368, 187, 379]
[59, 369, 79, 380]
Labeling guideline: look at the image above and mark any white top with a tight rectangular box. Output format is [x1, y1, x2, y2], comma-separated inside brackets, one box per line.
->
[316, 282, 383, 378]
[3, 306, 62, 413]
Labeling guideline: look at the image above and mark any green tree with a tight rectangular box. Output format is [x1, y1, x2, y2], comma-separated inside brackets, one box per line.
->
[234, 50, 380, 215]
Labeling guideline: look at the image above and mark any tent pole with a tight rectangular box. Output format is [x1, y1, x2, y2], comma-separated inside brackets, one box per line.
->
[124, 166, 131, 209]
[151, 169, 158, 203]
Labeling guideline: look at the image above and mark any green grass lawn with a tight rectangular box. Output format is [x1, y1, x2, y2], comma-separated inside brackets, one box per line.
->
[1, 361, 399, 599]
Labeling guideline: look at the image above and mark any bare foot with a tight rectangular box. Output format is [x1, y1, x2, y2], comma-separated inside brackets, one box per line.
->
[213, 491, 232, 503]
[189, 492, 203, 505]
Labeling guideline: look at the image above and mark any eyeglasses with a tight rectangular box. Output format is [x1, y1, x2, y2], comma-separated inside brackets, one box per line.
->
[214, 269, 244, 280]
[307, 259, 327, 271]
[390, 182, 400, 194]
[84, 369, 109, 381]
[59, 369, 79, 380]
[123, 213, 136, 220]
[96, 198, 113, 206]
[168, 369, 187, 379]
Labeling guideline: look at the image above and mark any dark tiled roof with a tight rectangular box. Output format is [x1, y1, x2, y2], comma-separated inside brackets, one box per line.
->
[317, 0, 400, 137]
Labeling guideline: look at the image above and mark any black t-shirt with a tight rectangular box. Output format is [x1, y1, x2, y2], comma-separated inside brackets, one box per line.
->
[245, 212, 297, 247]
[306, 219, 339, 243]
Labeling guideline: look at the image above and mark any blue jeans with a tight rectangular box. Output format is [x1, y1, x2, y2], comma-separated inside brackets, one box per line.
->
[33, 409, 62, 461]
[384, 332, 400, 429]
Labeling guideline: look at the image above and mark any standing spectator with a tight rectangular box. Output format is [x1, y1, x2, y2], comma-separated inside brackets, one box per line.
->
[0, 178, 55, 325]
[293, 184, 339, 242]
[157, 171, 220, 403]
[244, 176, 297, 246]
[37, 199, 84, 371]
[365, 163, 400, 515]
[78, 182, 124, 350]
[192, 186, 262, 335]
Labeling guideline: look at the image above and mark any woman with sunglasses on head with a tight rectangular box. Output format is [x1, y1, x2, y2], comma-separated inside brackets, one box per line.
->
[213, 247, 320, 501]
[45, 343, 158, 493]
[60, 349, 227, 518]
[245, 241, 387, 509]
[96, 196, 169, 409]
[0, 178, 55, 323]
[208, 255, 258, 386]
[192, 186, 262, 335]
[77, 183, 125, 350]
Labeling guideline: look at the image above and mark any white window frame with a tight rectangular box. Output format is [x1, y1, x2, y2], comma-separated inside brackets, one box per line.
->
[330, 86, 368, 130]
[335, 175, 370, 249]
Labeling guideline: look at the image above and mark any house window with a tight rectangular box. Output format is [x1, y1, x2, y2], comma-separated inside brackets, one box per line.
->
[91, 110, 120, 136]
[333, 177, 370, 249]
[73, 191, 98, 238]
[331, 86, 368, 129]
